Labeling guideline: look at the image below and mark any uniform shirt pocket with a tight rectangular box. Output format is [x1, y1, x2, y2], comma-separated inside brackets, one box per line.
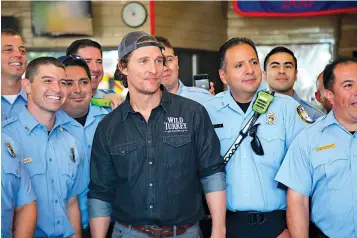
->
[257, 125, 286, 165]
[109, 142, 139, 181]
[311, 153, 350, 190]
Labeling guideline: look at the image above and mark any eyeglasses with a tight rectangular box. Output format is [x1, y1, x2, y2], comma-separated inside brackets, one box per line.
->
[58, 54, 85, 63]
[249, 123, 264, 156]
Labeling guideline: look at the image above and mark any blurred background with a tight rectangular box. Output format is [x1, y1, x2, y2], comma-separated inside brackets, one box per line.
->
[2, 1, 357, 110]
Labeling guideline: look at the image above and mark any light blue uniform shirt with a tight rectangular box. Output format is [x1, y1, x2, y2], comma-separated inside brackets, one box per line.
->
[1, 88, 27, 121]
[2, 108, 87, 237]
[176, 80, 213, 104]
[293, 91, 324, 121]
[275, 111, 357, 238]
[1, 132, 36, 238]
[62, 104, 110, 228]
[93, 88, 115, 99]
[203, 89, 308, 212]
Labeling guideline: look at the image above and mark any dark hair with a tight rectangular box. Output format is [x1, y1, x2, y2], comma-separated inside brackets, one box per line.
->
[155, 36, 174, 54]
[25, 57, 65, 82]
[117, 54, 130, 88]
[62, 58, 91, 80]
[219, 37, 258, 70]
[1, 29, 21, 37]
[323, 57, 357, 91]
[263, 46, 297, 71]
[66, 39, 102, 56]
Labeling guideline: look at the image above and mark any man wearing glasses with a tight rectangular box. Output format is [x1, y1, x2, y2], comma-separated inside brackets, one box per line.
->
[203, 37, 309, 238]
[155, 36, 214, 104]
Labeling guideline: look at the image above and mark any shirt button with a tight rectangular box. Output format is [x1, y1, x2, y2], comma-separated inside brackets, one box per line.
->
[148, 140, 151, 144]
[49, 158, 52, 162]
[51, 179, 54, 183]
[244, 194, 247, 197]
[149, 205, 153, 209]
[57, 221, 60, 224]
[149, 183, 153, 187]
[149, 161, 153, 165]
[88, 145, 91, 148]
[55, 199, 58, 203]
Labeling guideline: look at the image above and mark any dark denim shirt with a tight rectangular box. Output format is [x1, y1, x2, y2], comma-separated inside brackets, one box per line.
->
[88, 86, 224, 225]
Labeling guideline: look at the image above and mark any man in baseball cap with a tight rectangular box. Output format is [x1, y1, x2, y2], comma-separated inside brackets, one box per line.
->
[88, 31, 226, 238]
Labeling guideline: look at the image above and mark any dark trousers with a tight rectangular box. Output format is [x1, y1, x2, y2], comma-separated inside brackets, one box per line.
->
[309, 222, 329, 238]
[226, 210, 286, 238]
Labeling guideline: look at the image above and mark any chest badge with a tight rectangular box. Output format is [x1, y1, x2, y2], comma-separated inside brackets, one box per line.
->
[24, 158, 32, 163]
[70, 147, 76, 163]
[267, 111, 276, 125]
[5, 141, 16, 157]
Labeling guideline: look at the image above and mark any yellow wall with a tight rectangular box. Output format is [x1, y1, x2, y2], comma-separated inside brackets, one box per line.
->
[154, 1, 227, 51]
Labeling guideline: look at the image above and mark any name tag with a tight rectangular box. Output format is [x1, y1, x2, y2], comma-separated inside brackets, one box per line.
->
[316, 144, 336, 152]
[24, 158, 32, 163]
[213, 124, 223, 128]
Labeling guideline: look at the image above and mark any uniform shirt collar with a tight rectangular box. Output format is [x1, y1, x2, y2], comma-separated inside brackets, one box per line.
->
[320, 110, 345, 132]
[292, 90, 303, 104]
[18, 88, 28, 101]
[19, 108, 67, 134]
[122, 85, 170, 120]
[220, 84, 266, 114]
[176, 80, 184, 96]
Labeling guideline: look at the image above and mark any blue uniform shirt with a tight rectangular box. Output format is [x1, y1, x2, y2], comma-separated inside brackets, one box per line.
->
[62, 104, 110, 228]
[275, 111, 357, 238]
[1, 132, 36, 238]
[176, 80, 213, 104]
[203, 89, 308, 212]
[293, 91, 324, 121]
[1, 88, 27, 121]
[2, 108, 87, 237]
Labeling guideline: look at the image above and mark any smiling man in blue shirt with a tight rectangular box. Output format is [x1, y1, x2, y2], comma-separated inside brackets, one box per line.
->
[59, 55, 110, 235]
[263, 46, 324, 121]
[275, 57, 357, 238]
[2, 57, 86, 237]
[1, 29, 28, 121]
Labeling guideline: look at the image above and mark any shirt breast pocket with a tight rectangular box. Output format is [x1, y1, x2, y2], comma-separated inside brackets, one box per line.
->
[109, 142, 139, 181]
[163, 135, 192, 171]
[2, 159, 21, 178]
[257, 126, 286, 165]
[312, 154, 350, 190]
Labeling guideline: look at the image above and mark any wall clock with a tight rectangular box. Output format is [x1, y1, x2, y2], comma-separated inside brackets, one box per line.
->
[121, 2, 147, 28]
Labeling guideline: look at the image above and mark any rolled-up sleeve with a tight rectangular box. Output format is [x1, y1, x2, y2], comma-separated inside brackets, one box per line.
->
[88, 122, 117, 202]
[200, 172, 226, 194]
[88, 198, 112, 218]
[194, 106, 225, 178]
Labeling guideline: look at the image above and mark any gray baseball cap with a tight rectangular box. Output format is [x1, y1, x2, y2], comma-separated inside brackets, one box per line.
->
[118, 31, 164, 60]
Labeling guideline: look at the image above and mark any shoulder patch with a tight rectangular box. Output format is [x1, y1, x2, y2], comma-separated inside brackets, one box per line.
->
[297, 105, 313, 124]
[5, 141, 16, 157]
